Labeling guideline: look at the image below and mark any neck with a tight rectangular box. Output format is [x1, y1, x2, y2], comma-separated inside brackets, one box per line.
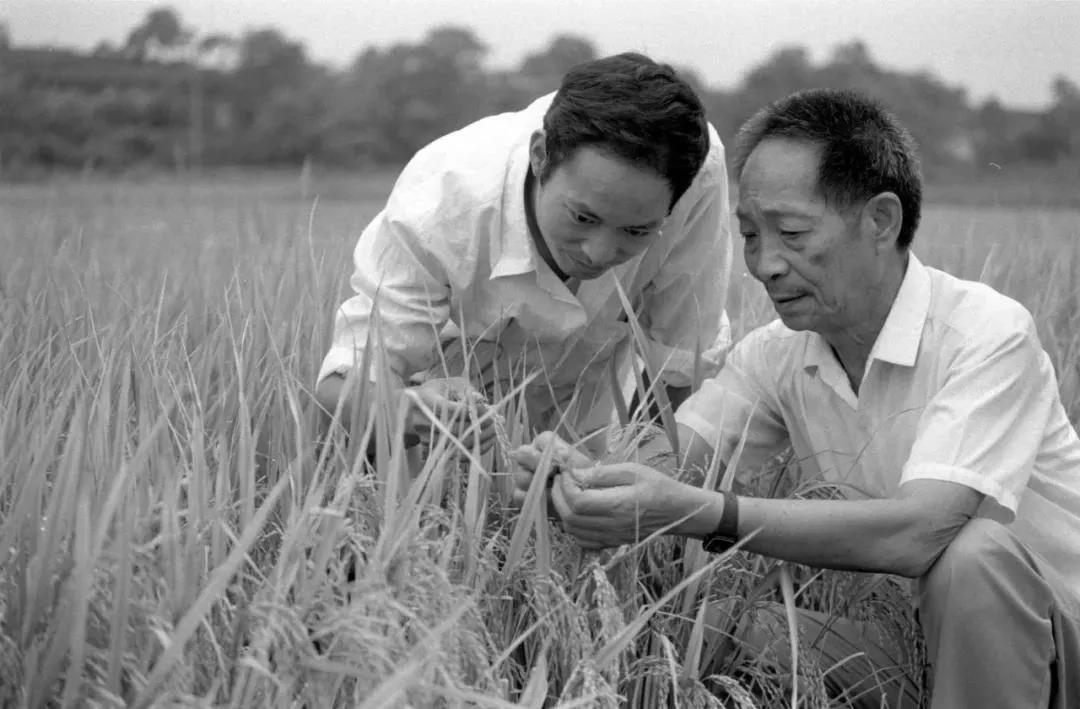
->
[524, 169, 569, 281]
[824, 252, 909, 392]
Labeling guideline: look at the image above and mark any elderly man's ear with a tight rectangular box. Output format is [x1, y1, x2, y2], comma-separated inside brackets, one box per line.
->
[863, 191, 904, 250]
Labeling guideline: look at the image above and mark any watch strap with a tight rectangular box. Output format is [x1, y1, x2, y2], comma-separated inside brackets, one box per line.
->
[702, 492, 740, 554]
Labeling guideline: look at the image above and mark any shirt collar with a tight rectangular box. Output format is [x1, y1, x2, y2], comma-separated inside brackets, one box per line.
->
[488, 115, 582, 304]
[866, 252, 931, 367]
[490, 98, 550, 280]
[804, 252, 931, 373]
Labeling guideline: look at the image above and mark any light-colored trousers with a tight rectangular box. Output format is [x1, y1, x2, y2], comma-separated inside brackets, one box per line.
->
[726, 519, 1080, 708]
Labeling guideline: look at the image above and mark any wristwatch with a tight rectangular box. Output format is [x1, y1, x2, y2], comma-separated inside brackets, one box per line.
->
[701, 492, 740, 554]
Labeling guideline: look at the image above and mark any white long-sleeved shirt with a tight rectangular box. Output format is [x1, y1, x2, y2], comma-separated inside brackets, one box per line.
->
[320, 93, 733, 434]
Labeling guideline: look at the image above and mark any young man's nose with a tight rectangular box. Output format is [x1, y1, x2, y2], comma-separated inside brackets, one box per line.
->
[582, 229, 620, 267]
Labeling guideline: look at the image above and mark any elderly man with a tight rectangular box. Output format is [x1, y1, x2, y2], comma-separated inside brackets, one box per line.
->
[316, 52, 731, 449]
[513, 89, 1080, 707]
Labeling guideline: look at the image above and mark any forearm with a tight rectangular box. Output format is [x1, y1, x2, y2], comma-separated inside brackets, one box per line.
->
[315, 373, 352, 430]
[678, 490, 954, 577]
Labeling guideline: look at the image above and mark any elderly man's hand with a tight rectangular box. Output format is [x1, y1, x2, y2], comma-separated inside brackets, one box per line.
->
[550, 462, 706, 549]
[508, 431, 593, 510]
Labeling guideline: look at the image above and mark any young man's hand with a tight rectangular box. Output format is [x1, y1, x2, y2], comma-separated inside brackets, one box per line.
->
[509, 431, 594, 510]
[408, 376, 497, 451]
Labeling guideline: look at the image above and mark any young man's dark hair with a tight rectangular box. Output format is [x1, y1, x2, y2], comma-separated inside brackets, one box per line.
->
[541, 52, 710, 211]
[733, 88, 923, 249]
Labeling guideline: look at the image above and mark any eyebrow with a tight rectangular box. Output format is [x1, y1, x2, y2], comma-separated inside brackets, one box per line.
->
[567, 200, 664, 230]
[736, 204, 819, 220]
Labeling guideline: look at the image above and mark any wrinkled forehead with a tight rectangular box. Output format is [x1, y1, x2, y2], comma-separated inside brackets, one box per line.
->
[739, 138, 822, 189]
[736, 139, 827, 217]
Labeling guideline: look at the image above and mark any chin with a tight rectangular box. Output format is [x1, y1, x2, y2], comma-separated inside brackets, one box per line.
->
[777, 312, 814, 331]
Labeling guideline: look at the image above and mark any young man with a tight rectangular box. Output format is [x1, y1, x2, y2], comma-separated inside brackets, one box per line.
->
[316, 52, 732, 449]
[513, 89, 1080, 707]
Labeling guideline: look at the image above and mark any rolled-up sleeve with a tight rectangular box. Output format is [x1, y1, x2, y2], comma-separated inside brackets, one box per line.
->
[638, 139, 733, 388]
[675, 327, 790, 477]
[317, 211, 450, 388]
[901, 308, 1057, 516]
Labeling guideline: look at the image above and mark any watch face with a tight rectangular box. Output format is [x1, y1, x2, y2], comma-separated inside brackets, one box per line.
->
[702, 534, 737, 554]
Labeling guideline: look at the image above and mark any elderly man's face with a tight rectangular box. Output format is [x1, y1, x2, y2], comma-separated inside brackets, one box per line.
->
[736, 138, 887, 338]
[530, 138, 670, 280]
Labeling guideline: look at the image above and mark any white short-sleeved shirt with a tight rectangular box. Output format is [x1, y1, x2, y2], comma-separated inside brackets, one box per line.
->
[319, 94, 733, 433]
[677, 253, 1080, 591]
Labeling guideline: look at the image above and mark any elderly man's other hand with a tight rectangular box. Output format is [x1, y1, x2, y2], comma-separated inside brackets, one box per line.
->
[551, 462, 706, 549]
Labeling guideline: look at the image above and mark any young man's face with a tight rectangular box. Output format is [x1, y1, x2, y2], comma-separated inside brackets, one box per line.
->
[529, 135, 671, 280]
[736, 137, 891, 338]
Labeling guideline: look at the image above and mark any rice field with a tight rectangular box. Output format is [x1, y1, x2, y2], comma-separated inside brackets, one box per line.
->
[1, 171, 1078, 707]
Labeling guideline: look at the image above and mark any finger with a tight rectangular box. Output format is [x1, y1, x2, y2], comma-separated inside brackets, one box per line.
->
[558, 512, 630, 548]
[412, 408, 471, 441]
[531, 431, 563, 449]
[553, 473, 641, 518]
[510, 446, 542, 471]
[557, 464, 594, 492]
[442, 378, 487, 406]
[459, 420, 497, 451]
[423, 393, 472, 418]
[572, 463, 645, 490]
[550, 473, 575, 523]
[532, 432, 592, 468]
[532, 431, 578, 460]
[551, 470, 616, 517]
[475, 418, 498, 445]
[512, 469, 533, 492]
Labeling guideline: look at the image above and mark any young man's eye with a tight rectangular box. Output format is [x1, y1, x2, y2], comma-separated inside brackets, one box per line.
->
[624, 227, 651, 238]
[570, 210, 595, 224]
[780, 230, 806, 239]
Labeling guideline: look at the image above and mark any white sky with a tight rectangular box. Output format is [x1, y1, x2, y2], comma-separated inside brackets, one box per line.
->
[4, 0, 1079, 109]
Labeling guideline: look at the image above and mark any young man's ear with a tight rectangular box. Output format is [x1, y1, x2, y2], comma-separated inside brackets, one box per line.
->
[528, 130, 548, 178]
[863, 191, 903, 250]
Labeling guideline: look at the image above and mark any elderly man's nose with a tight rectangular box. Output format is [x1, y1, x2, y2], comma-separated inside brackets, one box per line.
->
[750, 236, 790, 281]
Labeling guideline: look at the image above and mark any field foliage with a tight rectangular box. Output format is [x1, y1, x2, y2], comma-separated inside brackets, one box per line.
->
[1, 173, 1078, 707]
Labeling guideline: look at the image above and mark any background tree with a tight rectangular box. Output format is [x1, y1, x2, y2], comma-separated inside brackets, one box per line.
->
[0, 12, 1077, 178]
[519, 34, 597, 91]
[217, 28, 322, 163]
[123, 6, 192, 62]
[196, 33, 237, 71]
[1039, 76, 1080, 160]
[324, 26, 490, 163]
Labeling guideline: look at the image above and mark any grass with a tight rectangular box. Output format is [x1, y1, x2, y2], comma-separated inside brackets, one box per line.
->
[1, 170, 1078, 707]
